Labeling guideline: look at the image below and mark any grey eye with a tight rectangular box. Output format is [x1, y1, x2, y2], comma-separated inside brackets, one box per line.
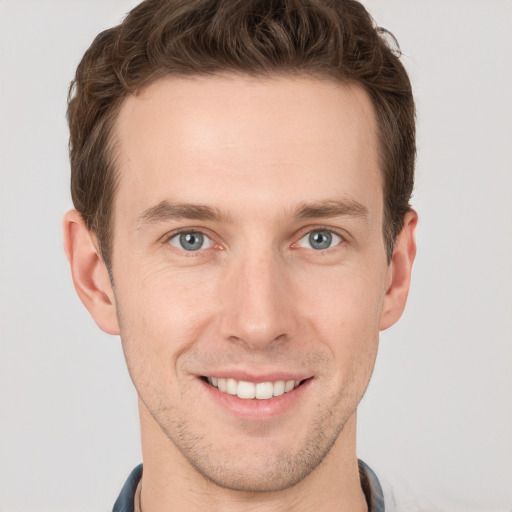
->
[169, 231, 212, 251]
[298, 229, 342, 250]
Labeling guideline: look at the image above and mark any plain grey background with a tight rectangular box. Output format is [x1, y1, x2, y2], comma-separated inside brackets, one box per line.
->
[0, 1, 511, 511]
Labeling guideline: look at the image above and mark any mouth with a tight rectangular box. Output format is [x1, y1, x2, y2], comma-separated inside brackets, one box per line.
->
[203, 376, 306, 400]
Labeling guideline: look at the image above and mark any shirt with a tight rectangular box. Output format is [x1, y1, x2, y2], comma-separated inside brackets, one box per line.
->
[113, 459, 385, 512]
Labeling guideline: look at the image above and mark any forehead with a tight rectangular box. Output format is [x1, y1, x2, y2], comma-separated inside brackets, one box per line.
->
[113, 74, 381, 223]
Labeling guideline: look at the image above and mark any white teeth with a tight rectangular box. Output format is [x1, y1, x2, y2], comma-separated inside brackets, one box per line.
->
[255, 382, 274, 399]
[206, 377, 303, 400]
[273, 380, 285, 397]
[226, 378, 237, 395]
[237, 380, 256, 399]
[217, 378, 227, 392]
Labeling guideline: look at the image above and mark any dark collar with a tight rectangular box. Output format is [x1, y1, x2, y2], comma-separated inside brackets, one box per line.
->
[359, 459, 385, 511]
[112, 464, 142, 512]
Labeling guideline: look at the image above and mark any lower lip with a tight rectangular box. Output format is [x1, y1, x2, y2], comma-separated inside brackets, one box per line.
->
[199, 378, 312, 420]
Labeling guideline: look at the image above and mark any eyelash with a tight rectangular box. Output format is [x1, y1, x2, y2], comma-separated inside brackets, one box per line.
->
[163, 226, 346, 254]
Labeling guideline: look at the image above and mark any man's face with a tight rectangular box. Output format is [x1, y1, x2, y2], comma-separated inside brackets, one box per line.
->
[110, 75, 391, 491]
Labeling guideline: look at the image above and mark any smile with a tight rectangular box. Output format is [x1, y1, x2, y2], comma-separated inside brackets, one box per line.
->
[205, 377, 301, 400]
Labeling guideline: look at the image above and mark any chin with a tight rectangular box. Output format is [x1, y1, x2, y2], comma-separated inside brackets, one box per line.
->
[191, 454, 319, 493]
[168, 418, 343, 493]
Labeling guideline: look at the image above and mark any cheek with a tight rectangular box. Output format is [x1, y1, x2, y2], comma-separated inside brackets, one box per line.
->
[301, 262, 385, 326]
[114, 276, 215, 415]
[297, 265, 383, 369]
[114, 262, 223, 368]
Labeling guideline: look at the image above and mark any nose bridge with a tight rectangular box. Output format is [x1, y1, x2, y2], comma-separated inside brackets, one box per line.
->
[220, 242, 294, 349]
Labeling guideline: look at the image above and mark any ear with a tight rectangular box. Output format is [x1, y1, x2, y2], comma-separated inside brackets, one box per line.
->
[380, 209, 418, 331]
[63, 210, 120, 335]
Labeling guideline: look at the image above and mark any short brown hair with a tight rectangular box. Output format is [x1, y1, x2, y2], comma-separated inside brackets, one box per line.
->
[68, 0, 415, 269]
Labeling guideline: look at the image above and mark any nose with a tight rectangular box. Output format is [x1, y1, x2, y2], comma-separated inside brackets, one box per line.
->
[219, 248, 297, 350]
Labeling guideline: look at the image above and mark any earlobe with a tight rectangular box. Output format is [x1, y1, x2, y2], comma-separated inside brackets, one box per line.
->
[63, 210, 120, 335]
[379, 209, 418, 331]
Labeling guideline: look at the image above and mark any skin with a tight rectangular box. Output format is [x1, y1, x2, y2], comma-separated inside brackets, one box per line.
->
[64, 75, 417, 511]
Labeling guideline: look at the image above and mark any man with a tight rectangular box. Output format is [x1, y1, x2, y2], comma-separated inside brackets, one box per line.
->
[63, 0, 417, 510]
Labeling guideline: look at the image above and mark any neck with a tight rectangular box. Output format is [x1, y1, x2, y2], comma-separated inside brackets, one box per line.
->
[138, 404, 367, 512]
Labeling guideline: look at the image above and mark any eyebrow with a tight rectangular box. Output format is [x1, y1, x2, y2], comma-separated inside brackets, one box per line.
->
[135, 197, 369, 229]
[294, 199, 369, 220]
[135, 200, 229, 229]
